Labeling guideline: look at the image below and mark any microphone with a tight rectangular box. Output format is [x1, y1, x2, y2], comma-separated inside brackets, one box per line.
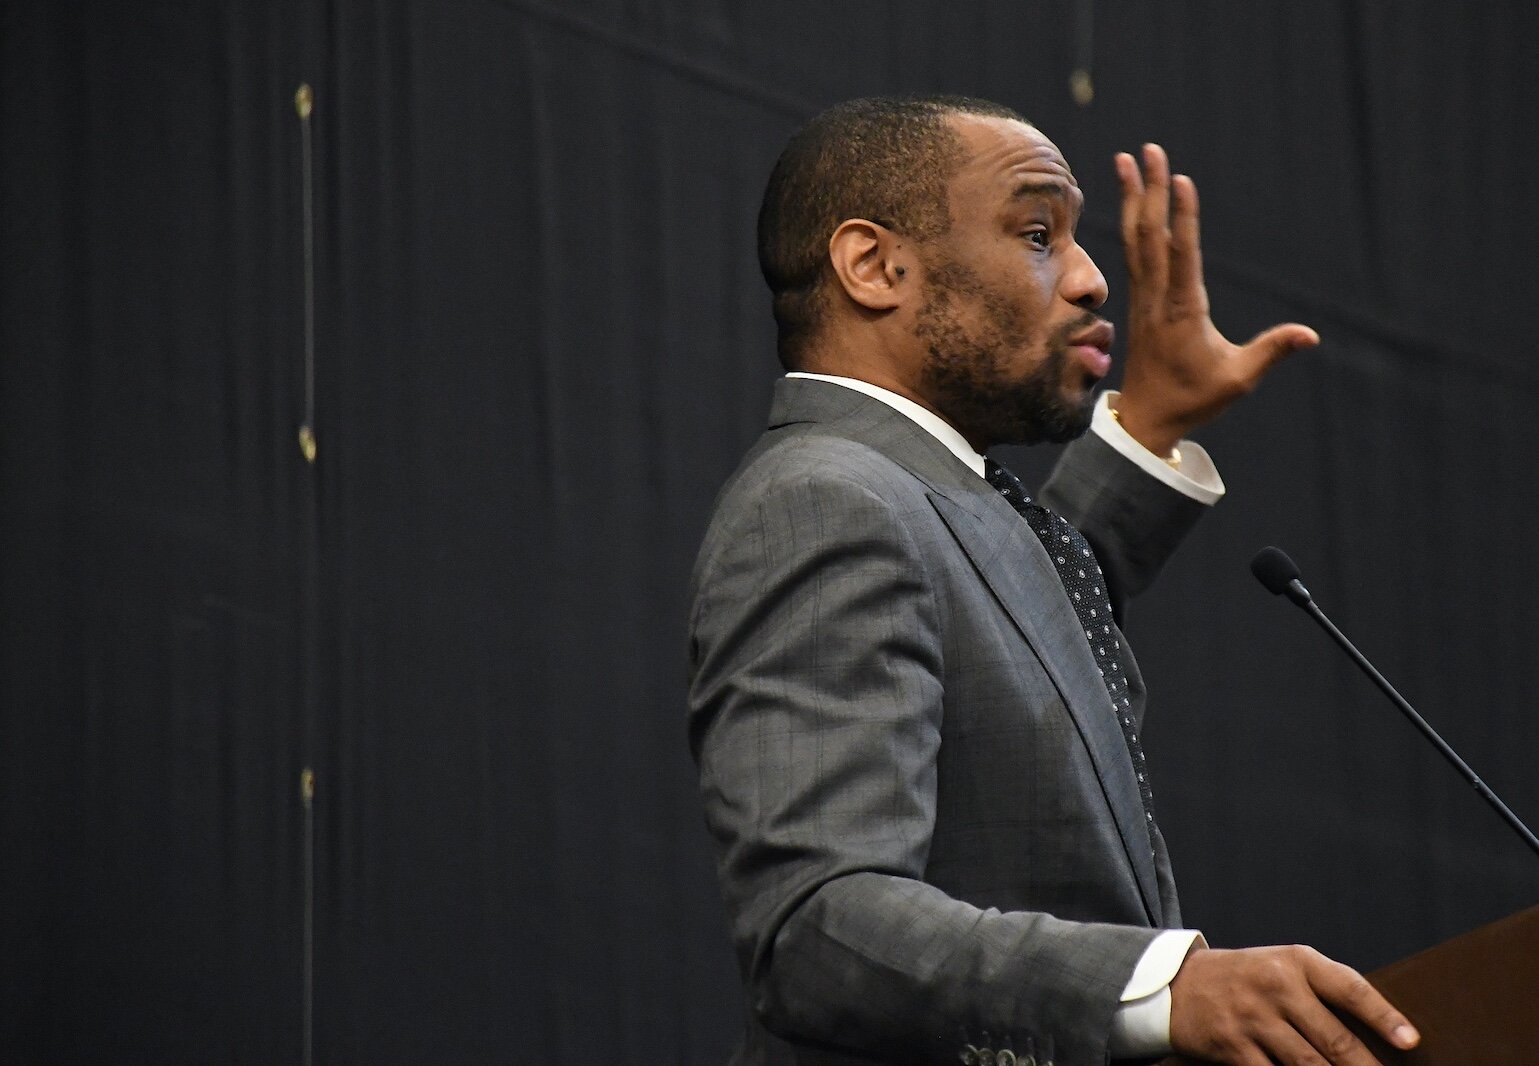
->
[1251, 546, 1539, 862]
[1250, 545, 1311, 607]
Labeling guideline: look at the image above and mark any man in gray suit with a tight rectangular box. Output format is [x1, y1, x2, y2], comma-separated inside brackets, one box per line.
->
[688, 96, 1417, 1065]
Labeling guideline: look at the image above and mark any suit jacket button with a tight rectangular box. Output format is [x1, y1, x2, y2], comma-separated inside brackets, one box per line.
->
[958, 1046, 979, 1065]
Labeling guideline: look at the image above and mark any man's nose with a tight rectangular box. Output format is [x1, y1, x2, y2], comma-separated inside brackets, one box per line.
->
[1064, 242, 1108, 310]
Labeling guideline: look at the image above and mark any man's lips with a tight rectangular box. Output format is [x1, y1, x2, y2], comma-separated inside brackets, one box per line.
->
[1067, 321, 1115, 379]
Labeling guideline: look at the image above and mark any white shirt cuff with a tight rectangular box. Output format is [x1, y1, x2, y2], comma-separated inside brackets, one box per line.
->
[1091, 391, 1224, 505]
[1108, 929, 1206, 1058]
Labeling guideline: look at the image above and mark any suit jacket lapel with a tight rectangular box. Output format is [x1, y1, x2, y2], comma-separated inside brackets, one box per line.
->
[767, 377, 1162, 923]
[929, 492, 1162, 924]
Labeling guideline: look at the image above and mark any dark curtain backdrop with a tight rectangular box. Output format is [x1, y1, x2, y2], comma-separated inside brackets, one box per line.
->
[4, 2, 1538, 1062]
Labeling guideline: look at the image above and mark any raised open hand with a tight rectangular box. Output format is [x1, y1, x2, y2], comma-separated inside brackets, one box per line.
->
[1113, 143, 1319, 458]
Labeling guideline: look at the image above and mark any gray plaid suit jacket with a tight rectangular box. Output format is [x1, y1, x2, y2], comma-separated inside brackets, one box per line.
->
[688, 377, 1207, 1065]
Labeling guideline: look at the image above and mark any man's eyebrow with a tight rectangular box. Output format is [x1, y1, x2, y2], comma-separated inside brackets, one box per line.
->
[1010, 180, 1074, 201]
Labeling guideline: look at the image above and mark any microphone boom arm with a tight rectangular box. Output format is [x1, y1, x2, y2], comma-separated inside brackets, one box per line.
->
[1253, 545, 1539, 864]
[1297, 597, 1539, 862]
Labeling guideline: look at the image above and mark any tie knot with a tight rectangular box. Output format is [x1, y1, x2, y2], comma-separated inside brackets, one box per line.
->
[984, 458, 1031, 505]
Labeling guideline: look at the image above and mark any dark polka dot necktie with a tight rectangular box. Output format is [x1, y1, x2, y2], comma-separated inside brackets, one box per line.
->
[984, 458, 1158, 839]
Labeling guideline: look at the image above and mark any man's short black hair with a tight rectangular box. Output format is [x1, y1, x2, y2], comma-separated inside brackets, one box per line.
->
[756, 94, 1029, 369]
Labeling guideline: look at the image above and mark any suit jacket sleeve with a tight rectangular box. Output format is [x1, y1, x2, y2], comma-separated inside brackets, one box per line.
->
[1042, 431, 1210, 621]
[688, 449, 1162, 1063]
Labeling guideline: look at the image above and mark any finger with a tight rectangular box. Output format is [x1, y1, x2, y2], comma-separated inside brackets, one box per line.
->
[1166, 174, 1206, 314]
[1258, 1021, 1343, 1066]
[1238, 322, 1320, 383]
[1116, 152, 1146, 279]
[1309, 957, 1420, 1052]
[1136, 143, 1172, 289]
[1287, 1002, 1382, 1066]
[1226, 1046, 1274, 1066]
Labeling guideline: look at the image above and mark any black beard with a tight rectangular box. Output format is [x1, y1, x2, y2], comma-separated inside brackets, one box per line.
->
[915, 264, 1099, 448]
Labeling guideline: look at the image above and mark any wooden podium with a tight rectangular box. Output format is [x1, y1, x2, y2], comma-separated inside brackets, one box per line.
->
[1345, 904, 1539, 1063]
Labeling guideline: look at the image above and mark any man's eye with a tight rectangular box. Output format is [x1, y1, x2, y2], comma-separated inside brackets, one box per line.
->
[1023, 229, 1050, 248]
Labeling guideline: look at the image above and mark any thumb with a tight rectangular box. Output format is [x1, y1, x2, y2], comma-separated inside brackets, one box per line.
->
[1241, 322, 1319, 376]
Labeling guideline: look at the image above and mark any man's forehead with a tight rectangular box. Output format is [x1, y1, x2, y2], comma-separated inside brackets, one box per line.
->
[946, 113, 1080, 197]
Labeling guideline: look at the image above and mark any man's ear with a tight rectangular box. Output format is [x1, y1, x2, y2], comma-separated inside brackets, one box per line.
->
[827, 219, 913, 311]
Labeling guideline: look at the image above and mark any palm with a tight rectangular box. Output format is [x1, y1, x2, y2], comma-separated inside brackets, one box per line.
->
[1113, 144, 1317, 457]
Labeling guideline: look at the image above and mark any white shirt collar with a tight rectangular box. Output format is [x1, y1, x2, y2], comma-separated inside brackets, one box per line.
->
[785, 372, 987, 477]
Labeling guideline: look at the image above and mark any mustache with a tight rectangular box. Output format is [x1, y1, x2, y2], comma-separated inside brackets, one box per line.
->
[1051, 310, 1110, 345]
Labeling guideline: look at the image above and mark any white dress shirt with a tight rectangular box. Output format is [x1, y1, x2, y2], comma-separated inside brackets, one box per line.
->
[786, 372, 1212, 1057]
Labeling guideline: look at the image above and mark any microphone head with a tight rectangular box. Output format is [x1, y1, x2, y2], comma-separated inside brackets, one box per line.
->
[1251, 546, 1302, 596]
